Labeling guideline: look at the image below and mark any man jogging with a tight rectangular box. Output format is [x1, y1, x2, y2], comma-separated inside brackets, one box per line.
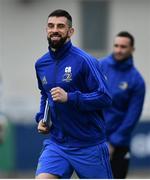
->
[35, 9, 113, 179]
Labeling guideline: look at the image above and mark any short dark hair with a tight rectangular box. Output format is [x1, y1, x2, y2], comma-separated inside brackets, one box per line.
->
[48, 9, 72, 27]
[116, 31, 134, 47]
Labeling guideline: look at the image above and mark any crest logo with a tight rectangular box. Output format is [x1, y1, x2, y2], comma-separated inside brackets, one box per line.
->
[62, 66, 72, 82]
[119, 81, 128, 90]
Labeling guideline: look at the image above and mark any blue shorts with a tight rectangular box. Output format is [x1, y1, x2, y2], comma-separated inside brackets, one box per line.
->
[35, 140, 113, 179]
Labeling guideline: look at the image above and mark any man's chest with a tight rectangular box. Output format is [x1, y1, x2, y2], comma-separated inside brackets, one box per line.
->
[37, 61, 82, 92]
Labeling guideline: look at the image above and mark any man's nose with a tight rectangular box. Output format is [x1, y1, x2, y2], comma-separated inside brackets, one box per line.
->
[52, 25, 59, 32]
[115, 47, 122, 53]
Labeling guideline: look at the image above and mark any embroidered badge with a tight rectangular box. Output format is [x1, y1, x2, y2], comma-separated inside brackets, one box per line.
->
[119, 81, 128, 90]
[62, 66, 72, 82]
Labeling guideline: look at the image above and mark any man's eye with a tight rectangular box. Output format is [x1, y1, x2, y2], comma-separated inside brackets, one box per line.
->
[114, 44, 119, 47]
[121, 45, 127, 48]
[58, 24, 65, 28]
[48, 24, 54, 28]
[114, 44, 127, 48]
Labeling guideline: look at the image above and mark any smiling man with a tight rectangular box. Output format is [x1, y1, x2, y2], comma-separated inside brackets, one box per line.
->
[99, 31, 146, 178]
[34, 9, 113, 179]
[47, 16, 73, 50]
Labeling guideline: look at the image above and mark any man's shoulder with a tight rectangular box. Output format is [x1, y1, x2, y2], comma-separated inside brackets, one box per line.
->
[71, 45, 96, 62]
[98, 55, 111, 68]
[99, 55, 111, 62]
[35, 52, 50, 68]
[71, 46, 101, 71]
[131, 66, 145, 85]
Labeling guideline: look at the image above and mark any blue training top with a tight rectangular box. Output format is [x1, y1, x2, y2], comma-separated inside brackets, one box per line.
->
[35, 41, 112, 147]
[99, 54, 145, 147]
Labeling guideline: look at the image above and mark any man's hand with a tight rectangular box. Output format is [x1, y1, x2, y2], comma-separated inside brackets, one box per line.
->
[38, 120, 50, 134]
[50, 87, 68, 102]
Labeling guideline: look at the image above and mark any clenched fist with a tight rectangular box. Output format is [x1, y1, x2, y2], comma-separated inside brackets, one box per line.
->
[50, 87, 68, 102]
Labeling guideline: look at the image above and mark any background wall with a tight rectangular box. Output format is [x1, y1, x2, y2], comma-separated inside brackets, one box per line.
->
[0, 0, 149, 178]
[0, 0, 82, 122]
[0, 0, 149, 121]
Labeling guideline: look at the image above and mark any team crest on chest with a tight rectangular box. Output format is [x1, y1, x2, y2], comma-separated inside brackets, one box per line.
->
[62, 66, 72, 82]
[119, 81, 128, 90]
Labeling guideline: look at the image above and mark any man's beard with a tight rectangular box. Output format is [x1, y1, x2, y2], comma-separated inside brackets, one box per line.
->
[47, 32, 68, 50]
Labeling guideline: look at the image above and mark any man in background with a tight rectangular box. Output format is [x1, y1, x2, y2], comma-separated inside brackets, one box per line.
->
[99, 31, 145, 178]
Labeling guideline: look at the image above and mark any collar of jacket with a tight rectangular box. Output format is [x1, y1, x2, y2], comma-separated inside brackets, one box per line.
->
[108, 54, 133, 70]
[48, 40, 72, 60]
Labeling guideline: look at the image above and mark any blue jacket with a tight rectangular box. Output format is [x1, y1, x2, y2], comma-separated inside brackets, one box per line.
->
[99, 54, 145, 147]
[35, 41, 112, 147]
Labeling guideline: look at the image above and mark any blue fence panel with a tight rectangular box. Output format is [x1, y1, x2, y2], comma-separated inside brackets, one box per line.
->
[130, 121, 150, 169]
[14, 123, 49, 171]
[14, 121, 150, 171]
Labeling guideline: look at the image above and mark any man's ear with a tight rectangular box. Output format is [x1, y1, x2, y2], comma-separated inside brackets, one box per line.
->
[68, 28, 74, 37]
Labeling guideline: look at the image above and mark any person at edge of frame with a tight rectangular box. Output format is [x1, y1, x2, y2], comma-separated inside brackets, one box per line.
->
[99, 31, 146, 179]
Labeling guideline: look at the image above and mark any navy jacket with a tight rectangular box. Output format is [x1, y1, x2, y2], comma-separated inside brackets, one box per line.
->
[35, 41, 112, 147]
[99, 54, 145, 147]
